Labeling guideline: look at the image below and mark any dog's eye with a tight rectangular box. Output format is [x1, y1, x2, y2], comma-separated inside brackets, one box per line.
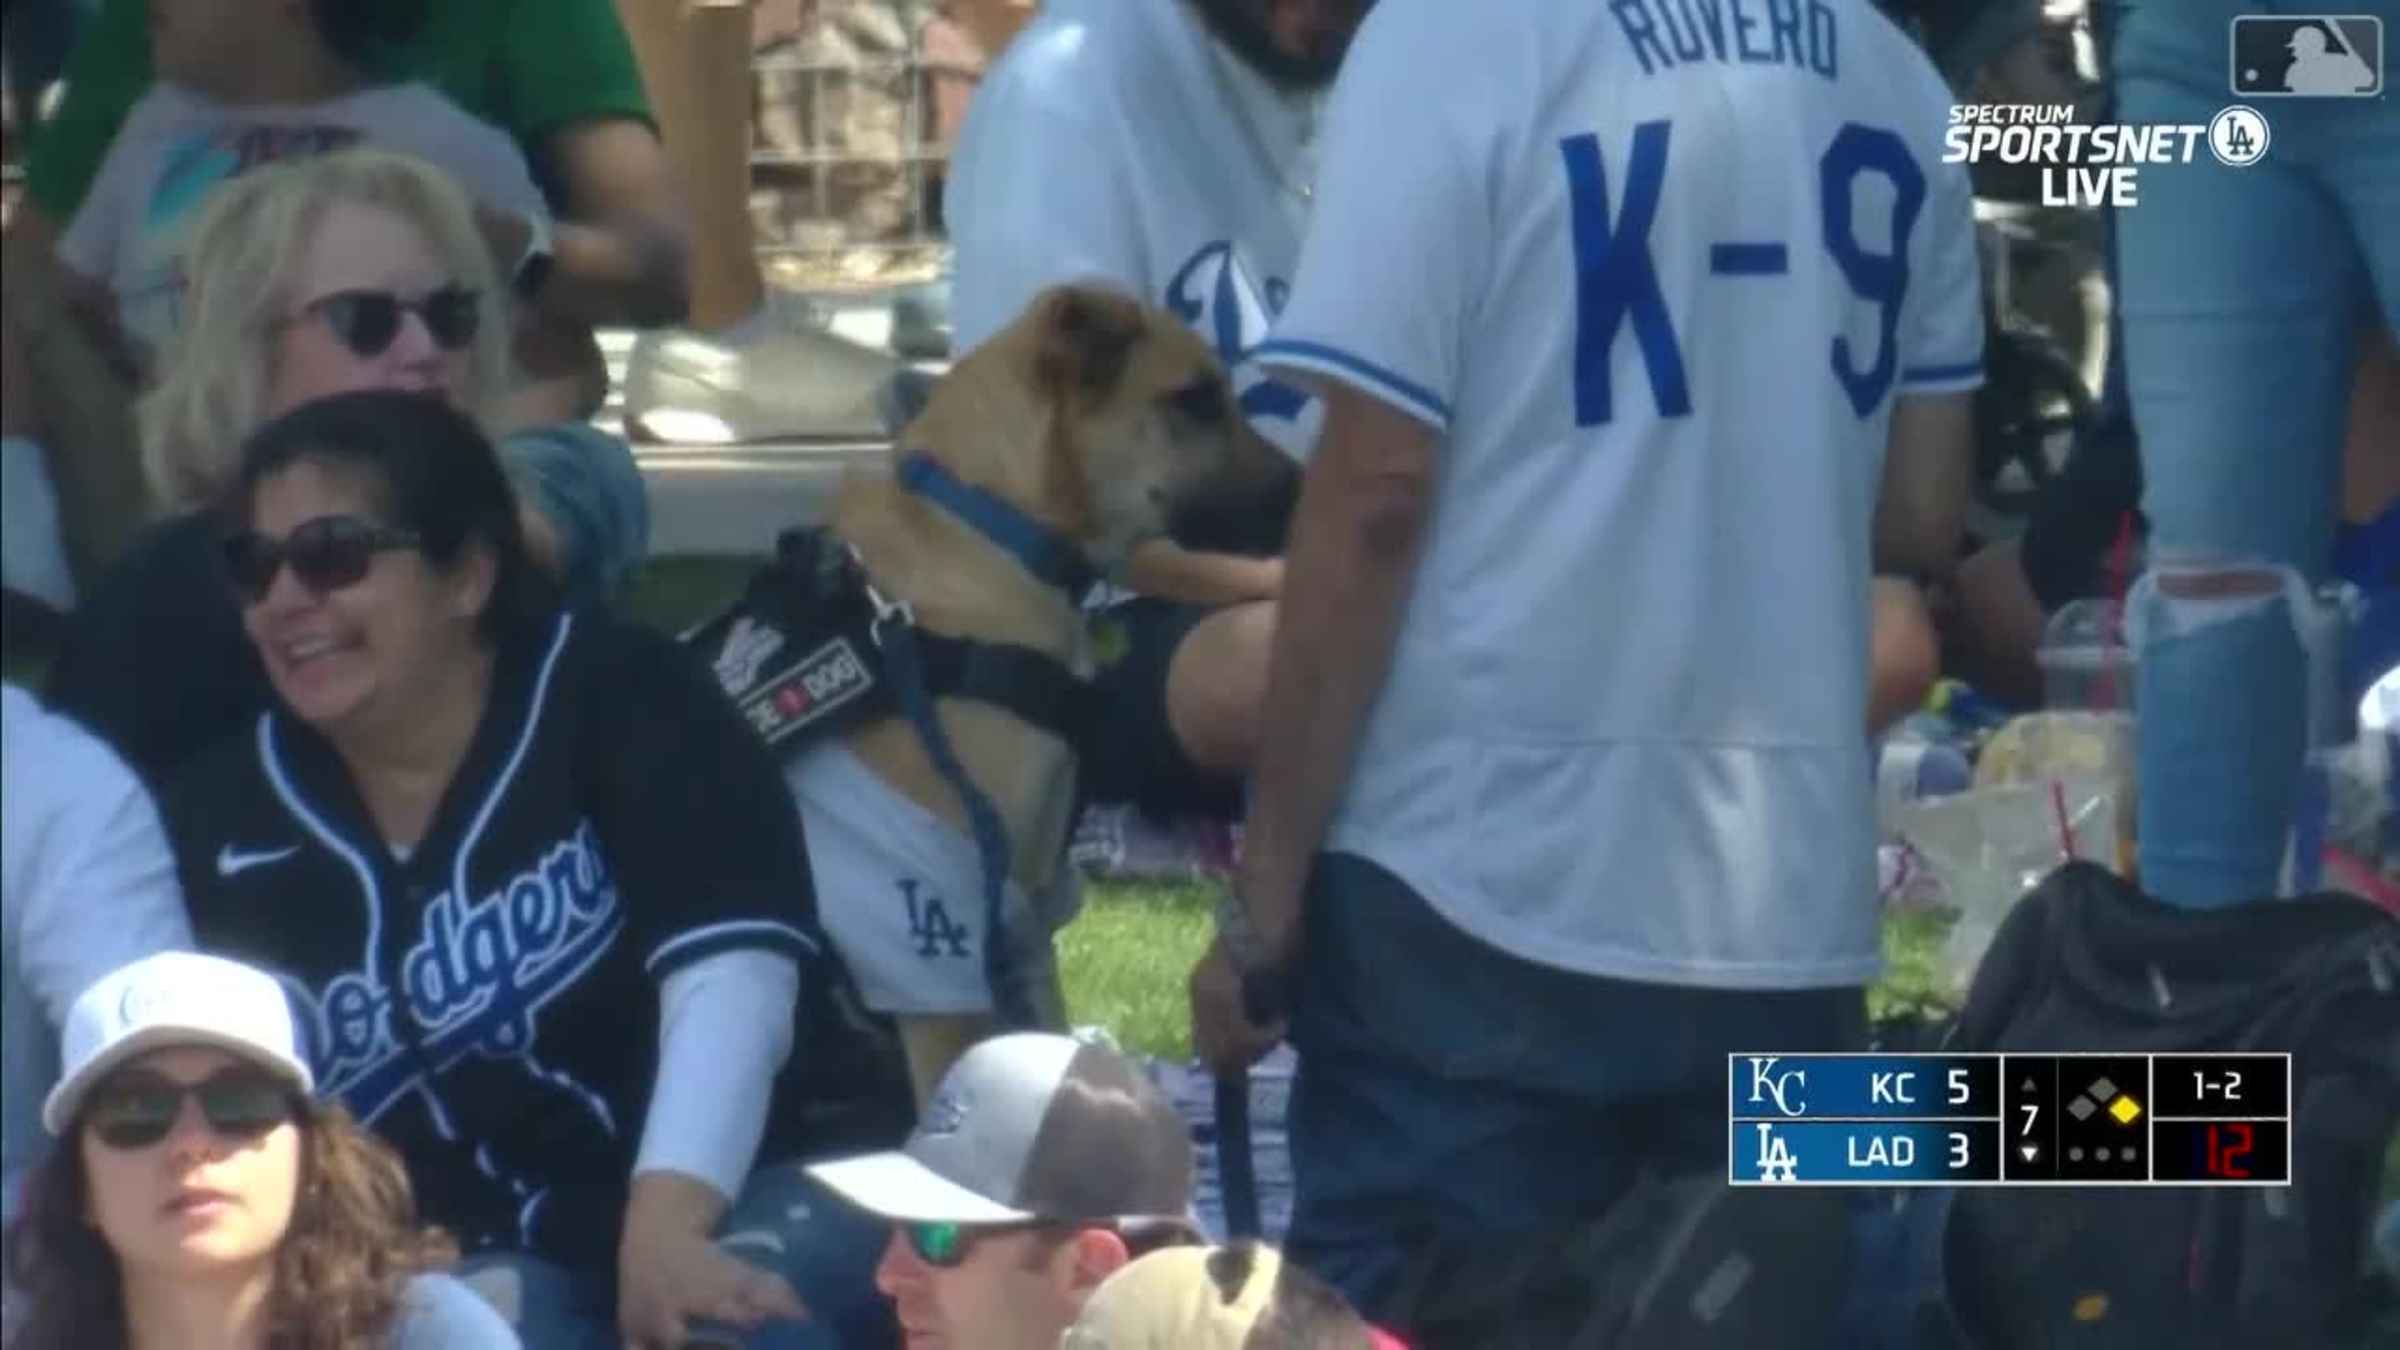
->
[1163, 376, 1227, 425]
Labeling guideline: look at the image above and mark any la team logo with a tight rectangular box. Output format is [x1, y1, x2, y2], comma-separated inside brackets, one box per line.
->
[1942, 103, 2268, 207]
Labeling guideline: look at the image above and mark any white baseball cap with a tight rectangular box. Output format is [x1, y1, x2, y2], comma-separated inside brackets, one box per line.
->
[808, 1032, 1193, 1226]
[42, 952, 314, 1135]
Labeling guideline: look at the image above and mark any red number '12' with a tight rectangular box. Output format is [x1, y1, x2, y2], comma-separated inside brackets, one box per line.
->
[2207, 1122, 2255, 1179]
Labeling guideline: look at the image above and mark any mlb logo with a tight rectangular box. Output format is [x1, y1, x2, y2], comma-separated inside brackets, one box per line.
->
[2230, 14, 2384, 97]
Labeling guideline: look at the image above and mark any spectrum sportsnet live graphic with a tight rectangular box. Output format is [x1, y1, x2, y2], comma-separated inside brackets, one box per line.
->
[1943, 103, 2272, 208]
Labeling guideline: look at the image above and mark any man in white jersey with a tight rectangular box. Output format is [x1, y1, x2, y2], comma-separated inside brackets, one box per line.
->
[945, 0, 1371, 825]
[1190, 0, 1981, 1322]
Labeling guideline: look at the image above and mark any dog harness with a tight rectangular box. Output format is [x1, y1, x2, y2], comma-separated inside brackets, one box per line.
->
[685, 453, 1098, 1026]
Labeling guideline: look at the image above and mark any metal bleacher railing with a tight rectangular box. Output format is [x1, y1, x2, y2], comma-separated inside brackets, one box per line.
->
[612, 12, 970, 553]
[741, 14, 960, 285]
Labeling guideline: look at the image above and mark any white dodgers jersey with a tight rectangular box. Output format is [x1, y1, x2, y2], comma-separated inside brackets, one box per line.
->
[1261, 0, 1984, 988]
[946, 0, 1326, 459]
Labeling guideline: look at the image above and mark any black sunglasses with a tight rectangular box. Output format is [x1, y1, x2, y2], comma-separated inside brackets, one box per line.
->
[84, 1067, 296, 1151]
[295, 285, 480, 358]
[223, 514, 422, 604]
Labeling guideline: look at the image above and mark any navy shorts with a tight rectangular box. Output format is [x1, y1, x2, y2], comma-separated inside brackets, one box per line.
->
[1078, 597, 1245, 822]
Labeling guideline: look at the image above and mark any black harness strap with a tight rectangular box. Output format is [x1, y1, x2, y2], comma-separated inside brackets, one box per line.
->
[687, 511, 1097, 1032]
[692, 527, 1090, 755]
[909, 632, 1093, 750]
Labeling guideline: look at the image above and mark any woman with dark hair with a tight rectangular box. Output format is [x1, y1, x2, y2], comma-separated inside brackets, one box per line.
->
[3, 950, 516, 1349]
[153, 390, 911, 1350]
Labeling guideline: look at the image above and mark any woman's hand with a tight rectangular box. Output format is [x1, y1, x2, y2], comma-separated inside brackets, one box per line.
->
[617, 1171, 806, 1350]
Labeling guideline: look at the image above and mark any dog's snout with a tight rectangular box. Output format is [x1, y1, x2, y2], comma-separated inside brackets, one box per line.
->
[1164, 375, 1228, 425]
[1166, 451, 1301, 557]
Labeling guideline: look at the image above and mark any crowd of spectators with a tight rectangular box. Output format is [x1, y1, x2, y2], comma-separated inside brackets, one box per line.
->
[1, 0, 2392, 1347]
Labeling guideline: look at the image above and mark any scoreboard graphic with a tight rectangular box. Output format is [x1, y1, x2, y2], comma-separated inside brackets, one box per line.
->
[1729, 1053, 2292, 1187]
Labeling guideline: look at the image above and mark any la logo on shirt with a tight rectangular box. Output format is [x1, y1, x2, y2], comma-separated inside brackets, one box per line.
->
[1166, 240, 1317, 436]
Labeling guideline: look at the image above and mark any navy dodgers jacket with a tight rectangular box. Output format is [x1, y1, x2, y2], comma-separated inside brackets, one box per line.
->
[158, 609, 910, 1271]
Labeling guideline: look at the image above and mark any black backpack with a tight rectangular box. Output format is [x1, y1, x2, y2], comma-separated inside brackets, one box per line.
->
[1384, 1170, 1854, 1350]
[1931, 862, 2400, 1348]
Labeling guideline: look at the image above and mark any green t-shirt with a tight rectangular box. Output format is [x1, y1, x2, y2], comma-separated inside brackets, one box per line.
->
[27, 0, 655, 220]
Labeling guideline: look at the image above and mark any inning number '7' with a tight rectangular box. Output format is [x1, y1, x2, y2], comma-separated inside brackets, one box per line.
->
[1561, 120, 1926, 425]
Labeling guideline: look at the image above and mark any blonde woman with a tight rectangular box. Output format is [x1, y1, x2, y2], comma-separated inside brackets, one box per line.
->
[42, 148, 647, 784]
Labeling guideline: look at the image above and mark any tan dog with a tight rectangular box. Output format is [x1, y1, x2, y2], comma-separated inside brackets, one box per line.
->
[812, 284, 1296, 1105]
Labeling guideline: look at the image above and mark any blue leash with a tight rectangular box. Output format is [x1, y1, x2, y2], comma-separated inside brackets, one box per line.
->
[871, 453, 1102, 1030]
[865, 571, 1037, 1029]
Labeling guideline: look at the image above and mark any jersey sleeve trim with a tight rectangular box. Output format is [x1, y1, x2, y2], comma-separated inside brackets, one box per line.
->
[1253, 339, 1452, 432]
[1899, 359, 1985, 392]
[646, 919, 819, 978]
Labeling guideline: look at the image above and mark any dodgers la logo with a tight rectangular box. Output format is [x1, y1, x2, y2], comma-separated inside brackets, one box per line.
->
[1754, 1123, 1799, 1182]
[899, 879, 972, 960]
[1165, 242, 1315, 428]
[305, 822, 623, 1121]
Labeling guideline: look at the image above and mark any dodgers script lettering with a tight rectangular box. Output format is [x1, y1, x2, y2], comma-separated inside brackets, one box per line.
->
[306, 822, 623, 1122]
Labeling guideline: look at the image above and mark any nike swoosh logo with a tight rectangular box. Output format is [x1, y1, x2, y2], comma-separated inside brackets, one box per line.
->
[216, 844, 301, 878]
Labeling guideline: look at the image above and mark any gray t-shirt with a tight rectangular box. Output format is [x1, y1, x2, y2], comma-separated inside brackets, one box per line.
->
[56, 80, 549, 375]
[392, 1273, 522, 1349]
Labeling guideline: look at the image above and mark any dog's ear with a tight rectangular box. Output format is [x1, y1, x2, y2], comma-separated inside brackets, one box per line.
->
[1031, 285, 1146, 398]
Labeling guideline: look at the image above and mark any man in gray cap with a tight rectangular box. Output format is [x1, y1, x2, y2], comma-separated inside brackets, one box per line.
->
[809, 1032, 1198, 1350]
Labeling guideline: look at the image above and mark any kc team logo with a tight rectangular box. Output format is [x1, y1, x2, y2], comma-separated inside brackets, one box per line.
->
[1943, 102, 2268, 207]
[1745, 1055, 1810, 1117]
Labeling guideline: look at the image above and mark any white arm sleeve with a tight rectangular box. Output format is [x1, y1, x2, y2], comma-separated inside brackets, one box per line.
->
[631, 948, 798, 1201]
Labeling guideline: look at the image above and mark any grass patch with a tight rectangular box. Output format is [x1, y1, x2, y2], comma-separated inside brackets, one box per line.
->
[1056, 881, 1217, 1061]
[624, 555, 757, 635]
[1060, 881, 1969, 1065]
